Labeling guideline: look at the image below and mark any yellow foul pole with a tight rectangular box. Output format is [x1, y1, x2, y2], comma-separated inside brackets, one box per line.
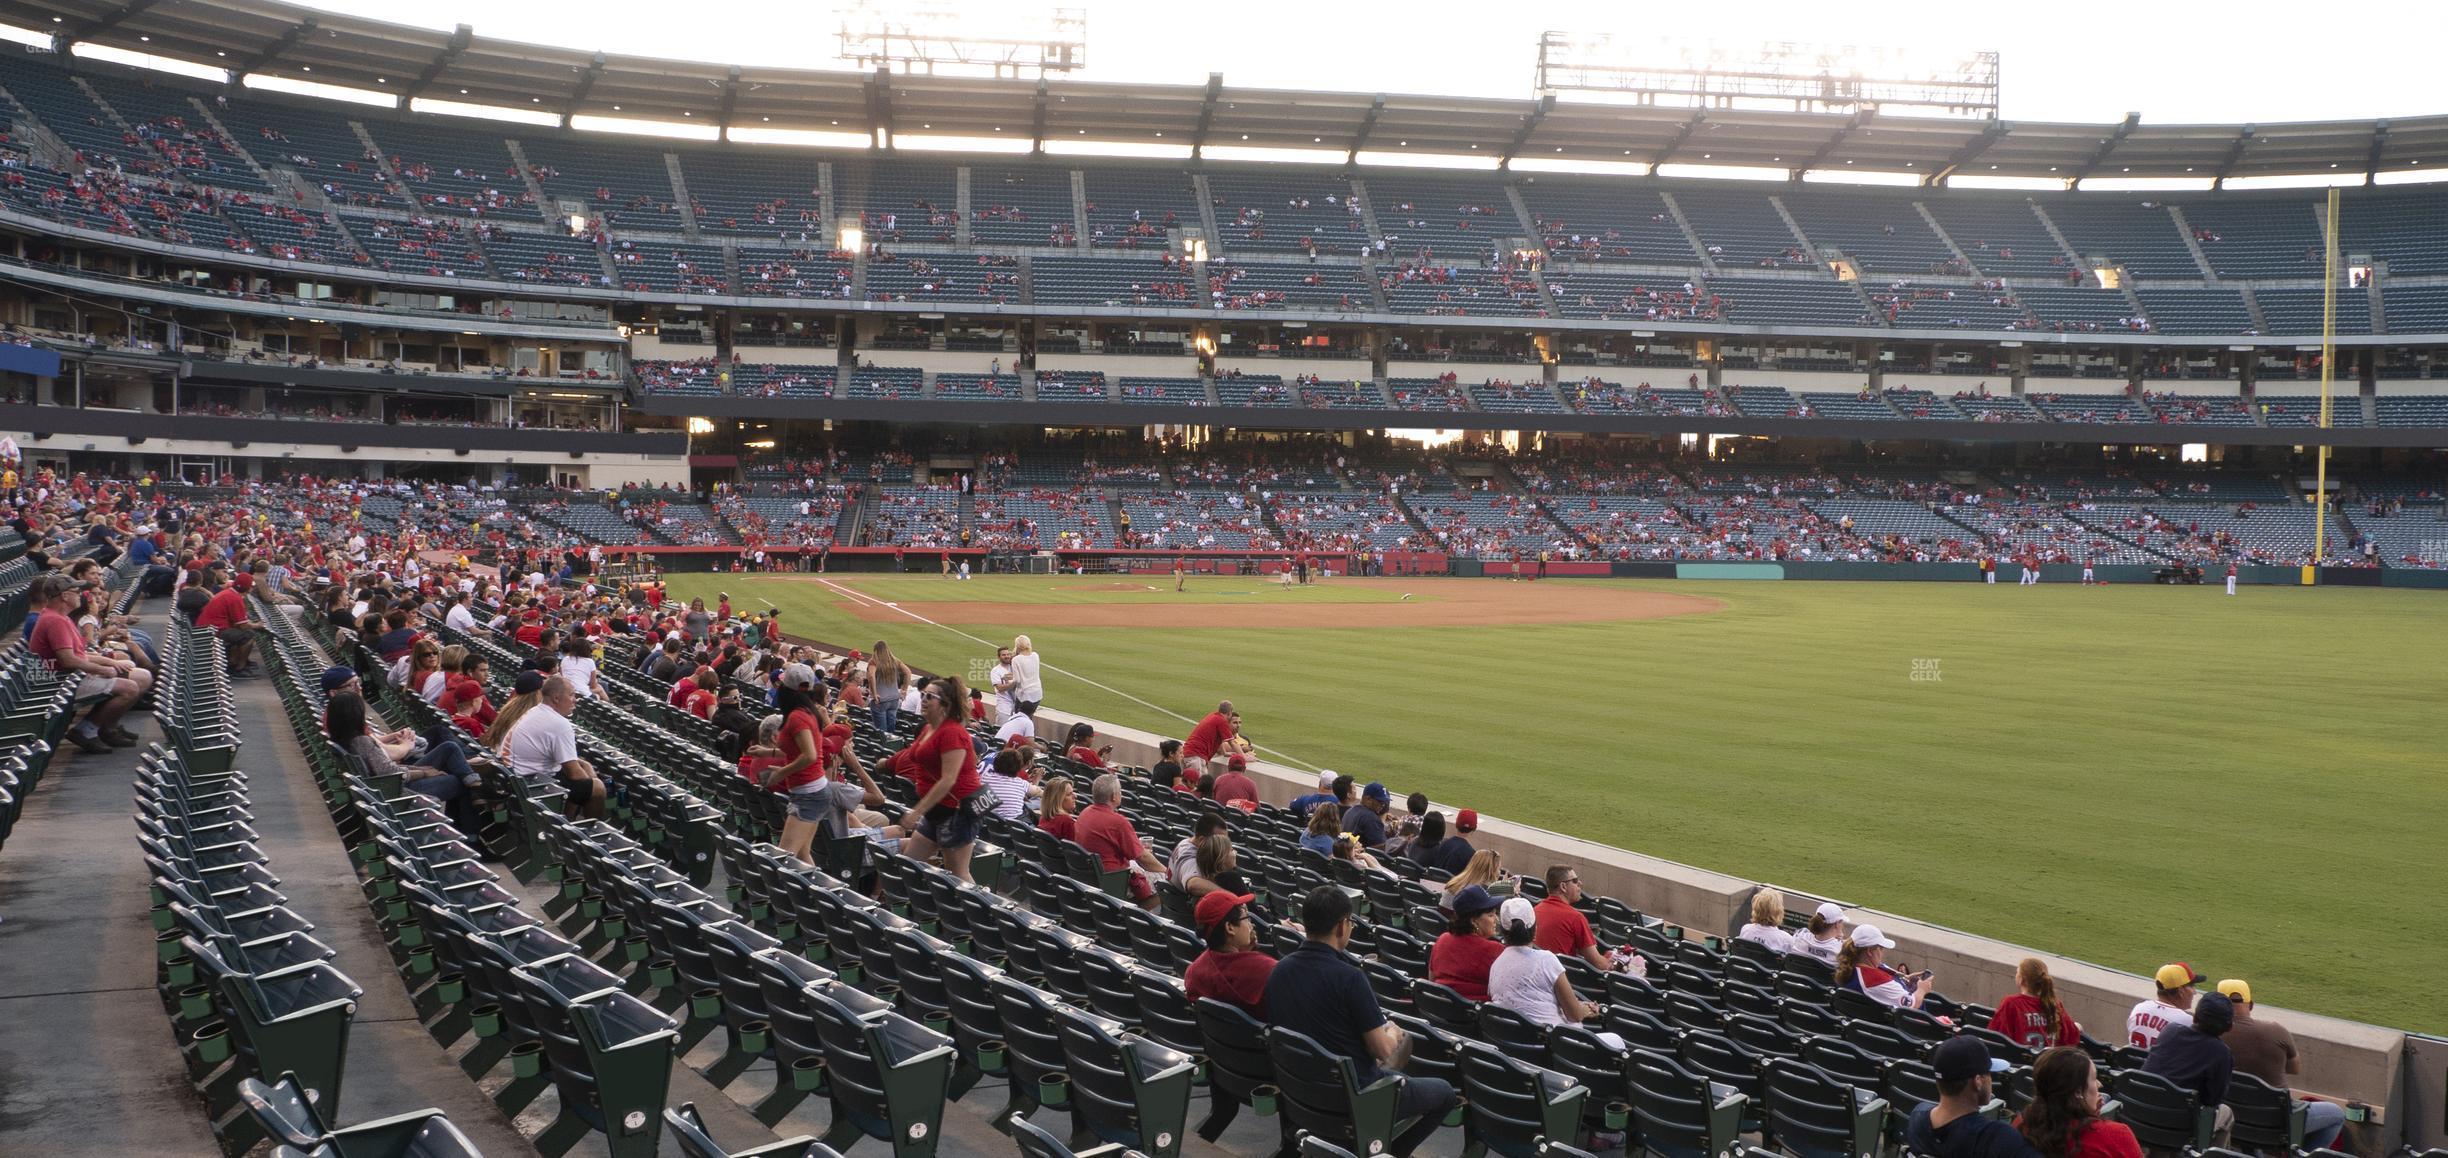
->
[2312, 186, 2338, 583]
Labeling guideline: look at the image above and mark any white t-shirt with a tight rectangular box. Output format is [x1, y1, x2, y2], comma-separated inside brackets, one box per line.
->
[1737, 924, 1795, 954]
[995, 714, 1037, 746]
[559, 655, 599, 697]
[981, 773, 1031, 820]
[1488, 945, 1570, 1028]
[1791, 930, 1842, 965]
[1010, 652, 1043, 702]
[2126, 999, 2193, 1049]
[505, 704, 578, 780]
[899, 683, 921, 714]
[988, 661, 1014, 715]
[445, 603, 476, 633]
[420, 670, 450, 704]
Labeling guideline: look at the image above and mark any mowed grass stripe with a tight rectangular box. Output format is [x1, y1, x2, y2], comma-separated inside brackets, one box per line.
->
[666, 573, 2444, 1033]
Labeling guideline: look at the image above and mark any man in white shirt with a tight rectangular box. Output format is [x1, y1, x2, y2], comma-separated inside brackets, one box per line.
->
[443, 592, 476, 634]
[504, 676, 603, 818]
[988, 646, 1015, 722]
[2127, 961, 2201, 1049]
[994, 710, 1036, 748]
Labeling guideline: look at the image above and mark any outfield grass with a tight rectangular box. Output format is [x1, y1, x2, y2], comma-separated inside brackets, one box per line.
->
[774, 576, 1414, 606]
[666, 572, 2447, 1034]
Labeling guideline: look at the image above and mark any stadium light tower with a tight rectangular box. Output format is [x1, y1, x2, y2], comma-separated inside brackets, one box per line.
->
[838, 2, 1087, 79]
[1534, 33, 1999, 120]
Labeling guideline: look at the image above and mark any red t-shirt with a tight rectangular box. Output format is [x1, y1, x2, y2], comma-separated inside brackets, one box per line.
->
[1072, 803, 1144, 871]
[1532, 896, 1597, 959]
[903, 722, 979, 805]
[194, 587, 249, 631]
[1182, 711, 1233, 761]
[668, 679, 696, 707]
[1038, 812, 1078, 841]
[513, 623, 544, 647]
[29, 610, 85, 672]
[740, 753, 785, 790]
[1066, 745, 1108, 769]
[683, 688, 717, 720]
[1184, 950, 1276, 1018]
[1209, 771, 1259, 804]
[2008, 1119, 2141, 1158]
[777, 708, 825, 791]
[1430, 932, 1503, 1002]
[1989, 994, 2082, 1048]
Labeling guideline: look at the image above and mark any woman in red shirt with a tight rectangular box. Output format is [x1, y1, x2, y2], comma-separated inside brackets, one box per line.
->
[1989, 957, 2083, 1049]
[894, 676, 981, 882]
[2015, 1047, 2142, 1158]
[1428, 885, 1506, 1002]
[1064, 721, 1111, 768]
[1037, 775, 1079, 841]
[762, 672, 829, 864]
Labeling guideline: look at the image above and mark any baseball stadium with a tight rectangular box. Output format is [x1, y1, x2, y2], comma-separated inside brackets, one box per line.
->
[0, 2, 2440, 1156]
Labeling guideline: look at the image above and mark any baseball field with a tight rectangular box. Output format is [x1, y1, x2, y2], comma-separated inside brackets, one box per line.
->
[658, 570, 2447, 1034]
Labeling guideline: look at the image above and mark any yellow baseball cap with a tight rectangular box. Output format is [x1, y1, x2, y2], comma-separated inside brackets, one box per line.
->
[2216, 979, 2252, 1005]
[2154, 962, 2204, 990]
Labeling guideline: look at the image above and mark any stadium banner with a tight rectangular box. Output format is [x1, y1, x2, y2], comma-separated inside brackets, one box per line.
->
[1610, 562, 1679, 579]
[0, 344, 61, 378]
[1677, 562, 1786, 581]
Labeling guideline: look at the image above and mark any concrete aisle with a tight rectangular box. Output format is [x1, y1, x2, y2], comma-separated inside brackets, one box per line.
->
[0, 727, 221, 1155]
[226, 675, 539, 1156]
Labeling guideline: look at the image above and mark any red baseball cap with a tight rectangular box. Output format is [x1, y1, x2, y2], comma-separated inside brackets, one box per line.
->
[1194, 891, 1255, 937]
[1456, 809, 1479, 833]
[1227, 754, 1248, 770]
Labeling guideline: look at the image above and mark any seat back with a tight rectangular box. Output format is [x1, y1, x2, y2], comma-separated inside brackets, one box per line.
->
[1267, 1026, 1409, 1155]
[1193, 996, 1275, 1102]
[1480, 1002, 1554, 1066]
[2111, 1068, 2215, 1152]
[1627, 1049, 1747, 1158]
[2225, 1072, 2308, 1152]
[1761, 1058, 1886, 1158]
[1460, 1044, 1589, 1158]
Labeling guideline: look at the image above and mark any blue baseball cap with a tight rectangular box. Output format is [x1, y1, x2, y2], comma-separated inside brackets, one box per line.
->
[1452, 885, 1502, 917]
[320, 666, 357, 693]
[1363, 781, 1390, 804]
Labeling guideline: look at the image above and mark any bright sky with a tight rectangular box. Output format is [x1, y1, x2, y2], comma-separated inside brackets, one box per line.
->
[286, 0, 2438, 127]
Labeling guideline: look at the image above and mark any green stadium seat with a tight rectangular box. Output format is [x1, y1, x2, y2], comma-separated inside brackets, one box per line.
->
[1761, 1059, 1887, 1158]
[1460, 1043, 1592, 1158]
[663, 1102, 844, 1158]
[238, 1072, 483, 1158]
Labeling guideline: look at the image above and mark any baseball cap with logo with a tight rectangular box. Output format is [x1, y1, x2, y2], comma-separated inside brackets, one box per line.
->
[1456, 809, 1479, 833]
[2215, 979, 2252, 1005]
[1363, 782, 1389, 804]
[2154, 962, 2205, 990]
[779, 664, 817, 690]
[1932, 1035, 2011, 1080]
[1497, 896, 1538, 934]
[1194, 891, 1256, 937]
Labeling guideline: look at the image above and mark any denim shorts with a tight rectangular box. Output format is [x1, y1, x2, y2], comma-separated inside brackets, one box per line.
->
[789, 790, 834, 824]
[918, 804, 979, 850]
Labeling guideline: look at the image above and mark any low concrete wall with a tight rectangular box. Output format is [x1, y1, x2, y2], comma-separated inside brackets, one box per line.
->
[805, 649, 2411, 1128]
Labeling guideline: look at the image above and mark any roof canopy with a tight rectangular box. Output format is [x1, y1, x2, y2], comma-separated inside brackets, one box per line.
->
[15, 0, 2448, 182]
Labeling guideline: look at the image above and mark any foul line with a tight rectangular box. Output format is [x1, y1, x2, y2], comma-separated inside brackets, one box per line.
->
[811, 577, 1323, 773]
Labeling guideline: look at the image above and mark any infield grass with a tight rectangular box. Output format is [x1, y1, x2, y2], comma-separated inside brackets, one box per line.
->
[665, 572, 2447, 1034]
